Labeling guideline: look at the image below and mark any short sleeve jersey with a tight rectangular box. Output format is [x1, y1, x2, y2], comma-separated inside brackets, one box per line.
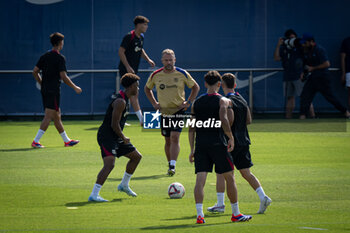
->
[35, 50, 67, 93]
[304, 44, 329, 76]
[118, 30, 144, 74]
[98, 90, 129, 140]
[146, 67, 196, 115]
[226, 92, 251, 146]
[279, 46, 304, 81]
[340, 37, 350, 73]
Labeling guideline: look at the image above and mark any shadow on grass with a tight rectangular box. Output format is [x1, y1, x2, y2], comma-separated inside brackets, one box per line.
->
[107, 174, 167, 182]
[140, 220, 232, 230]
[0, 146, 66, 152]
[65, 198, 124, 207]
[0, 148, 36, 152]
[162, 213, 232, 221]
[85, 127, 99, 131]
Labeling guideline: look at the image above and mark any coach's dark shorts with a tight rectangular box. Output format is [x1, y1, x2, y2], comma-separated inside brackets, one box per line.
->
[160, 110, 185, 137]
[97, 133, 135, 158]
[231, 145, 253, 170]
[194, 145, 234, 174]
[41, 91, 60, 111]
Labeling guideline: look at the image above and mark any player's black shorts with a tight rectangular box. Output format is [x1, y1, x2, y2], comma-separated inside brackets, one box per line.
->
[97, 133, 135, 158]
[41, 91, 60, 111]
[160, 109, 185, 137]
[194, 145, 234, 174]
[231, 145, 253, 170]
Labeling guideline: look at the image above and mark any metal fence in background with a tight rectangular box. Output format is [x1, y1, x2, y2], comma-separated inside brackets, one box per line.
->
[0, 68, 341, 116]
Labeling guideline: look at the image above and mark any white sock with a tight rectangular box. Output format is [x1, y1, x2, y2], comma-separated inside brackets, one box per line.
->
[91, 183, 102, 197]
[256, 186, 266, 201]
[196, 203, 204, 217]
[231, 202, 240, 216]
[217, 192, 225, 206]
[34, 129, 45, 143]
[60, 131, 70, 143]
[121, 172, 132, 187]
[169, 160, 176, 167]
[135, 110, 143, 123]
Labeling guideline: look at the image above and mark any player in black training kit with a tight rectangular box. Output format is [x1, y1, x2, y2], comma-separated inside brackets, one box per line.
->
[32, 32, 82, 148]
[188, 70, 251, 224]
[118, 15, 155, 124]
[89, 73, 142, 202]
[207, 73, 272, 214]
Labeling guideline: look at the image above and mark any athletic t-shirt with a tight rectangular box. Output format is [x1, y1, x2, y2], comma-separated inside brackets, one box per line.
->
[226, 92, 251, 146]
[193, 93, 227, 147]
[304, 44, 329, 76]
[146, 67, 195, 115]
[98, 90, 129, 140]
[36, 50, 67, 93]
[118, 30, 144, 75]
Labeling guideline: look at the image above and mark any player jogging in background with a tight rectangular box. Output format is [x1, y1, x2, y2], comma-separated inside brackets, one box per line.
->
[31, 32, 82, 148]
[189, 70, 252, 224]
[118, 15, 155, 125]
[89, 73, 142, 202]
[207, 73, 272, 214]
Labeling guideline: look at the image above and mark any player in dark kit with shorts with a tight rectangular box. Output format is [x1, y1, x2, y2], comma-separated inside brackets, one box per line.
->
[31, 32, 82, 148]
[88, 73, 142, 202]
[118, 15, 155, 124]
[207, 73, 272, 214]
[188, 70, 251, 224]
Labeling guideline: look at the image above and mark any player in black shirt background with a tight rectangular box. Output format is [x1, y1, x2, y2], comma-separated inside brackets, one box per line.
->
[118, 15, 155, 125]
[207, 73, 272, 214]
[89, 73, 142, 202]
[189, 70, 251, 224]
[32, 32, 82, 148]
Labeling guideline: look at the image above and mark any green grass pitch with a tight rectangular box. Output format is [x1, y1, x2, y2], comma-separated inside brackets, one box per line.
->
[0, 119, 349, 233]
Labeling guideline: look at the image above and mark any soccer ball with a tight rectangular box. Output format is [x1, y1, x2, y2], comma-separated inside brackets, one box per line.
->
[168, 182, 185, 199]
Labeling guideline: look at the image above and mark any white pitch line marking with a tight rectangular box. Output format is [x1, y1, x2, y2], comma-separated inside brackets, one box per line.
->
[299, 227, 328, 231]
[66, 207, 78, 210]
